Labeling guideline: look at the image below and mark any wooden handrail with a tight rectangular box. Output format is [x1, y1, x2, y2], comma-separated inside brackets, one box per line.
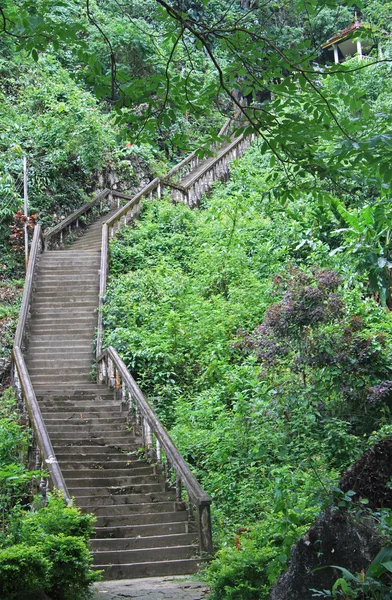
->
[97, 346, 213, 553]
[12, 225, 70, 502]
[14, 224, 43, 348]
[181, 134, 244, 190]
[96, 223, 108, 358]
[43, 188, 110, 244]
[104, 346, 211, 504]
[107, 179, 160, 228]
[163, 117, 233, 181]
[13, 346, 71, 504]
[217, 116, 232, 138]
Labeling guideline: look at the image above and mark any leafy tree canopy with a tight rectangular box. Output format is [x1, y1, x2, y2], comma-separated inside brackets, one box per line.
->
[1, 0, 392, 184]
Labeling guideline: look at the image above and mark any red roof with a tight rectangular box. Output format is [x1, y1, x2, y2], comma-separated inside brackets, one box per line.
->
[322, 21, 364, 49]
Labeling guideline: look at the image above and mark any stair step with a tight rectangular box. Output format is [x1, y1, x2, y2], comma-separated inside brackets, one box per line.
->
[47, 423, 128, 434]
[44, 417, 126, 427]
[28, 365, 93, 374]
[75, 492, 174, 507]
[55, 450, 137, 460]
[69, 483, 165, 497]
[81, 502, 177, 516]
[41, 409, 123, 419]
[65, 474, 163, 488]
[35, 384, 112, 393]
[92, 545, 197, 565]
[37, 389, 113, 398]
[54, 441, 141, 451]
[48, 430, 137, 440]
[94, 513, 188, 529]
[91, 533, 196, 551]
[60, 460, 148, 470]
[62, 466, 154, 478]
[93, 558, 202, 580]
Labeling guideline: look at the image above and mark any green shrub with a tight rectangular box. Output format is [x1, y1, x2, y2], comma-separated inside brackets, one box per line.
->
[0, 543, 50, 600]
[0, 493, 99, 600]
[43, 535, 97, 600]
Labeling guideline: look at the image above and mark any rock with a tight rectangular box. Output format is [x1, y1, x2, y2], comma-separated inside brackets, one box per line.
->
[0, 357, 11, 383]
[340, 437, 392, 509]
[269, 439, 392, 599]
[269, 507, 381, 600]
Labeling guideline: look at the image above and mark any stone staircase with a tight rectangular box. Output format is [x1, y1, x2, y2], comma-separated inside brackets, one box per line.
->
[25, 213, 201, 579]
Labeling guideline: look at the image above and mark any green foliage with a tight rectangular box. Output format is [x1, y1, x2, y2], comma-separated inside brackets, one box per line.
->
[0, 389, 97, 599]
[0, 543, 50, 600]
[0, 388, 38, 516]
[104, 138, 392, 597]
[311, 547, 392, 598]
[329, 197, 392, 307]
[0, 493, 98, 600]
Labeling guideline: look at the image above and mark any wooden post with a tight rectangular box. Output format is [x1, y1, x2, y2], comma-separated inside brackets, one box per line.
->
[197, 502, 213, 554]
[23, 156, 28, 272]
[333, 44, 339, 64]
[357, 39, 362, 60]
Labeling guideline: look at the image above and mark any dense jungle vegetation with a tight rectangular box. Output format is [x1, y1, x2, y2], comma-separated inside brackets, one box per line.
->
[1, 0, 392, 598]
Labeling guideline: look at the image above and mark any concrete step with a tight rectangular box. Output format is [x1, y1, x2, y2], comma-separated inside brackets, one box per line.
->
[60, 460, 148, 470]
[37, 264, 100, 271]
[32, 300, 98, 308]
[37, 389, 113, 399]
[54, 449, 139, 461]
[61, 466, 154, 478]
[31, 311, 97, 319]
[94, 558, 202, 580]
[29, 335, 94, 343]
[43, 416, 126, 427]
[40, 397, 121, 407]
[53, 441, 141, 451]
[28, 366, 93, 375]
[27, 360, 93, 370]
[81, 502, 177, 516]
[40, 408, 123, 418]
[94, 512, 188, 529]
[28, 350, 93, 359]
[33, 291, 99, 299]
[92, 545, 197, 566]
[46, 422, 128, 434]
[36, 385, 112, 394]
[34, 285, 99, 293]
[69, 483, 165, 497]
[48, 430, 136, 441]
[65, 474, 164, 488]
[75, 492, 174, 507]
[29, 375, 93, 385]
[91, 533, 197, 551]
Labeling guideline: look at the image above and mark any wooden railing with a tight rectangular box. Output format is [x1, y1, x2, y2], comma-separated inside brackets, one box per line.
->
[95, 179, 161, 357]
[167, 132, 255, 207]
[12, 225, 71, 503]
[97, 347, 213, 554]
[10, 116, 254, 527]
[43, 188, 111, 250]
[163, 117, 233, 184]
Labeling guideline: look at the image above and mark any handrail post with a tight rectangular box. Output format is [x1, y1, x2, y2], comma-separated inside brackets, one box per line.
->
[197, 501, 213, 554]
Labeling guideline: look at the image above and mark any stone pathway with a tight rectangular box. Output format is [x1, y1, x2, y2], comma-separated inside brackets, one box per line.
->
[93, 577, 210, 600]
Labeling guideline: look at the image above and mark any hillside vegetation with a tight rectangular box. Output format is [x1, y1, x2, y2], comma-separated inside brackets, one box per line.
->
[1, 0, 392, 598]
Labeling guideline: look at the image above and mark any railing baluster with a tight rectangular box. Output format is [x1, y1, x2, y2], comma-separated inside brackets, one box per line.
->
[176, 474, 182, 502]
[156, 438, 161, 462]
